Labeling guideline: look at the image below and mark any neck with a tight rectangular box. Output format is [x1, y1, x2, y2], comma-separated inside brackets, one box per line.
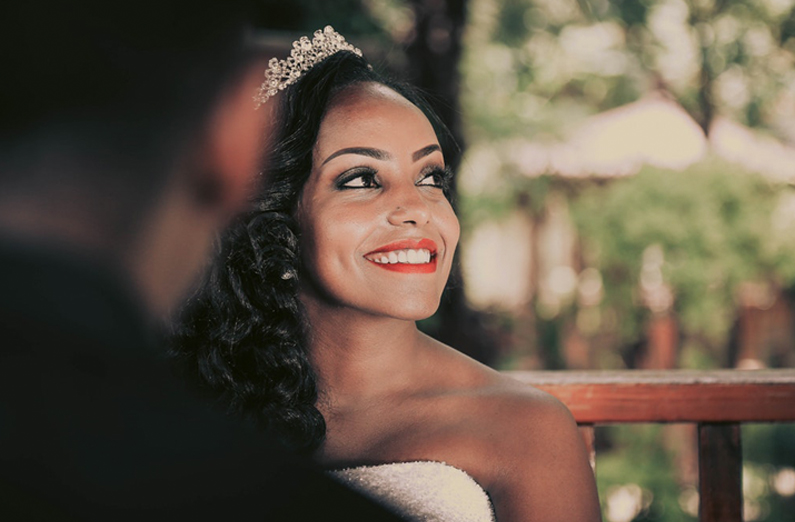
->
[303, 296, 428, 405]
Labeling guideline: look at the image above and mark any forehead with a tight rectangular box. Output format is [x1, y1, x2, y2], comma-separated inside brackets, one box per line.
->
[314, 82, 439, 156]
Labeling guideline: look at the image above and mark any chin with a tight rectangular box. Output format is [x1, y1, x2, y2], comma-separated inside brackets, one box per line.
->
[383, 300, 441, 322]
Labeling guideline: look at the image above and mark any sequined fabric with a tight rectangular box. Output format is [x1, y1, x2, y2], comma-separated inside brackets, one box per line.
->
[330, 461, 496, 522]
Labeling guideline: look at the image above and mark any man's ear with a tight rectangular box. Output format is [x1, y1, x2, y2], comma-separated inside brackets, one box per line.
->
[200, 61, 275, 214]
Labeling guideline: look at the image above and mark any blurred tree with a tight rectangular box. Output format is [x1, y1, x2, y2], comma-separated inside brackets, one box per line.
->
[458, 0, 795, 365]
[596, 425, 691, 522]
[744, 424, 795, 520]
[462, 0, 795, 142]
[683, 0, 795, 134]
[570, 160, 795, 366]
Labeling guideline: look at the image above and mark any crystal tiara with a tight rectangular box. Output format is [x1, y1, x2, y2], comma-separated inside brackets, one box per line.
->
[254, 25, 363, 107]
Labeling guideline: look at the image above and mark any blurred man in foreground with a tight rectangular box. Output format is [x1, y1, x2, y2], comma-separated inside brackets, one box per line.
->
[0, 1, 401, 519]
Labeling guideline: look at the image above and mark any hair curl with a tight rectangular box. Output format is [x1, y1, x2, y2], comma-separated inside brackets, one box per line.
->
[171, 50, 457, 452]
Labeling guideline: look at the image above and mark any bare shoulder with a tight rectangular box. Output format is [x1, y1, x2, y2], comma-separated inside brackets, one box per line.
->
[422, 339, 602, 521]
[466, 377, 602, 521]
[475, 374, 583, 471]
[453, 368, 584, 476]
[423, 333, 573, 425]
[421, 337, 581, 463]
[421, 334, 574, 430]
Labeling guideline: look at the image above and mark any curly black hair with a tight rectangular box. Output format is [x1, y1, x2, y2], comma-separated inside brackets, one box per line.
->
[171, 49, 457, 452]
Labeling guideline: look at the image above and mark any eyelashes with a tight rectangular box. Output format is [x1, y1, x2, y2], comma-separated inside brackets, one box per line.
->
[336, 167, 379, 189]
[417, 165, 453, 190]
[335, 165, 452, 191]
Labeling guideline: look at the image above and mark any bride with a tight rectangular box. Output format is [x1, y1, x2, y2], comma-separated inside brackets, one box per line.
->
[174, 26, 601, 522]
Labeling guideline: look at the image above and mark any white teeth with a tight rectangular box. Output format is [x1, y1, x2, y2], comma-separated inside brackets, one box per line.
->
[367, 248, 434, 265]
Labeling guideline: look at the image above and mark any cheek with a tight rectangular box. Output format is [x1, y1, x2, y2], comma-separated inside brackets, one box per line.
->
[299, 203, 372, 279]
[438, 201, 460, 252]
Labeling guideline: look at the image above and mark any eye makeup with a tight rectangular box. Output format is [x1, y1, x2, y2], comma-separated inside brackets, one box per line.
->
[335, 167, 380, 190]
[416, 165, 452, 189]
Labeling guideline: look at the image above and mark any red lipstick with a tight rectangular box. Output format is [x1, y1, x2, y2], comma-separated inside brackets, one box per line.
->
[364, 239, 438, 274]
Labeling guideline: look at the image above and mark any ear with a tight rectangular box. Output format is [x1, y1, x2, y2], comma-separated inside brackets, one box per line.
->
[201, 61, 275, 214]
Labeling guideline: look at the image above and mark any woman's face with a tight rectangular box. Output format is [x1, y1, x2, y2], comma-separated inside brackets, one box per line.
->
[298, 82, 460, 321]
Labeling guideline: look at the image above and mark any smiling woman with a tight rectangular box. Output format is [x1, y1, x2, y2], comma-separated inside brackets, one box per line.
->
[298, 82, 459, 321]
[172, 27, 601, 522]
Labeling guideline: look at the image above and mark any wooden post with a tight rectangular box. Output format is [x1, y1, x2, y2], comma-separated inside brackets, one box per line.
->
[698, 423, 742, 522]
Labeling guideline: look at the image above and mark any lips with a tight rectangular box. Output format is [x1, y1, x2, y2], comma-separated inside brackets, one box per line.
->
[364, 239, 438, 274]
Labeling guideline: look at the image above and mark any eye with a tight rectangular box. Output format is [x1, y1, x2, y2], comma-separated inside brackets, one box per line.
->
[337, 168, 381, 189]
[416, 166, 452, 189]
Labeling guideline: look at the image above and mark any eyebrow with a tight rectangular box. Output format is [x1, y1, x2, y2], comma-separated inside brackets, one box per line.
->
[321, 147, 389, 166]
[320, 144, 442, 166]
[412, 144, 441, 162]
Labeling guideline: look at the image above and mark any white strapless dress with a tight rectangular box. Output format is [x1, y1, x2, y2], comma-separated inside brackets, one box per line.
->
[329, 461, 496, 522]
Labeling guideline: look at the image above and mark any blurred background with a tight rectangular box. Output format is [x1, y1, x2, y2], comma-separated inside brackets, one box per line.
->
[252, 1, 795, 520]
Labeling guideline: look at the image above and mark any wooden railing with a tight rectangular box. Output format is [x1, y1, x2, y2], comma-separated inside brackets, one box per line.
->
[507, 370, 795, 522]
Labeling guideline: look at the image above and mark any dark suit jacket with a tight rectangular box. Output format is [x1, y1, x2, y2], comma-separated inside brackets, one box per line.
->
[0, 240, 401, 521]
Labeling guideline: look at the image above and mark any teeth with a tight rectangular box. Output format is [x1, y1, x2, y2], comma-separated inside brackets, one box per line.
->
[367, 248, 434, 265]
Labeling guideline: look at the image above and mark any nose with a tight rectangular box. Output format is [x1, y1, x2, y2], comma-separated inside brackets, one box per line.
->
[386, 186, 431, 227]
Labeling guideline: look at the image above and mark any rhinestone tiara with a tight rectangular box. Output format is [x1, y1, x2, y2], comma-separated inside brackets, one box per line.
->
[254, 25, 363, 107]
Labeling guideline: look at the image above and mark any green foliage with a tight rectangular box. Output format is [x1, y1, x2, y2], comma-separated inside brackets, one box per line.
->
[596, 425, 694, 522]
[464, 0, 795, 144]
[458, 173, 552, 234]
[594, 424, 795, 522]
[495, 0, 534, 46]
[743, 424, 795, 522]
[746, 424, 795, 466]
[570, 159, 795, 351]
[610, 0, 650, 28]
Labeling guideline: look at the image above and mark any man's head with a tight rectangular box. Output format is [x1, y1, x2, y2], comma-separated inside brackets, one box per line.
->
[0, 0, 271, 315]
